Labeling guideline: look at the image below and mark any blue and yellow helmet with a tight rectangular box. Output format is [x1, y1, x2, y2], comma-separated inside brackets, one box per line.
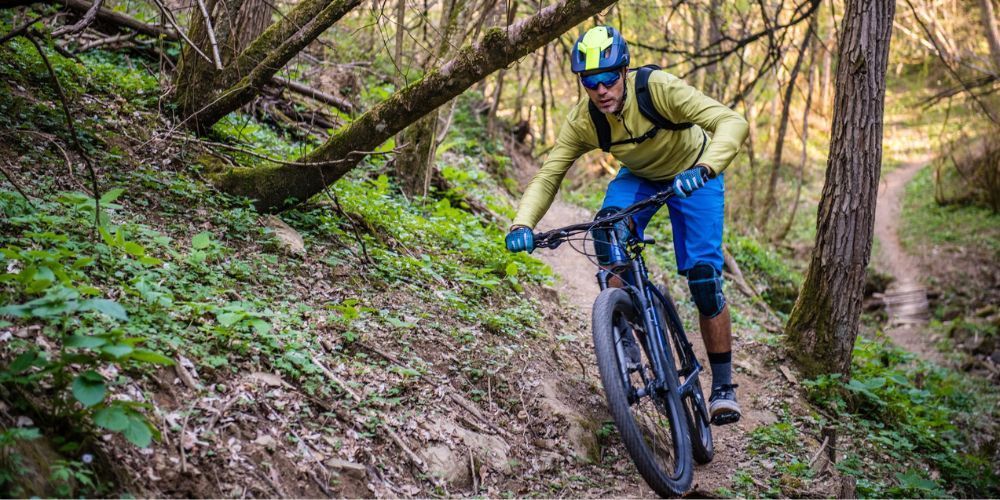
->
[571, 26, 630, 74]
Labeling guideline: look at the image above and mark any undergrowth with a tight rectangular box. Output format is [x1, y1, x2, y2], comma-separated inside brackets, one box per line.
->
[803, 335, 1000, 497]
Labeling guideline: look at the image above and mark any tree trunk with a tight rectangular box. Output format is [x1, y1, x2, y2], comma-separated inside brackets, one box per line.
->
[211, 0, 616, 212]
[691, 6, 706, 90]
[760, 17, 816, 229]
[176, 0, 363, 132]
[785, 0, 896, 378]
[394, 0, 467, 197]
[980, 0, 1000, 71]
[705, 0, 724, 97]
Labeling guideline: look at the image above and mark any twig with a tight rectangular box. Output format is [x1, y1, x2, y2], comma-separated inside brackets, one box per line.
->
[0, 162, 37, 210]
[55, 0, 177, 40]
[25, 33, 101, 236]
[904, 0, 999, 124]
[272, 76, 354, 112]
[52, 0, 104, 37]
[178, 408, 190, 474]
[193, 0, 224, 70]
[808, 435, 830, 467]
[76, 32, 135, 52]
[310, 354, 361, 401]
[147, 0, 214, 65]
[324, 186, 373, 266]
[310, 353, 437, 484]
[7, 129, 90, 193]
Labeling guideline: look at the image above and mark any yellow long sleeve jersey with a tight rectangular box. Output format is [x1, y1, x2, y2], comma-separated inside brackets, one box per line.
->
[512, 70, 749, 229]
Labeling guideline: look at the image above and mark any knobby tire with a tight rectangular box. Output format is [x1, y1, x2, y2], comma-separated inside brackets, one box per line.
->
[592, 288, 693, 497]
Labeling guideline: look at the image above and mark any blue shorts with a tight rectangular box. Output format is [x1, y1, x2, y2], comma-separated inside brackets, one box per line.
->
[600, 167, 725, 274]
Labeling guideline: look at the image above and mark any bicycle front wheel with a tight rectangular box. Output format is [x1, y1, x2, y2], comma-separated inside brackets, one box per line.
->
[592, 288, 693, 497]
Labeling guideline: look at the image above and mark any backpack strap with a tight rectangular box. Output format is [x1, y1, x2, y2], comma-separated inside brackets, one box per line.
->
[588, 100, 613, 153]
[634, 65, 693, 132]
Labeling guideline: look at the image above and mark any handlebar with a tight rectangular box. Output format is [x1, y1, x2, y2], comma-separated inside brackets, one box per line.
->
[532, 185, 678, 250]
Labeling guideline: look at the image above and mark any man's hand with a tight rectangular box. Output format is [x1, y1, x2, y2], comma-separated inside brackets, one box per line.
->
[673, 166, 711, 198]
[505, 226, 534, 253]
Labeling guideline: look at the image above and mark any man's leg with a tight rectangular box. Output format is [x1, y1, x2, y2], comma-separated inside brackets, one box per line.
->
[666, 176, 741, 424]
[593, 168, 664, 288]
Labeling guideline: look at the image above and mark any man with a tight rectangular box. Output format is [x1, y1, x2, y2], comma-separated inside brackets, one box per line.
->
[504, 26, 749, 424]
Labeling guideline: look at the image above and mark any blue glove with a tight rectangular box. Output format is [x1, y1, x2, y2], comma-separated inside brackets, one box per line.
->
[505, 226, 534, 253]
[673, 166, 711, 198]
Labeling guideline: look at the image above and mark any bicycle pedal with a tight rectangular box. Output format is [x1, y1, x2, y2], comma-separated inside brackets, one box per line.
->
[711, 411, 741, 426]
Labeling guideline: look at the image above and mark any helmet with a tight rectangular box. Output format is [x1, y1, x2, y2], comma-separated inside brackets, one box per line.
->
[571, 26, 630, 74]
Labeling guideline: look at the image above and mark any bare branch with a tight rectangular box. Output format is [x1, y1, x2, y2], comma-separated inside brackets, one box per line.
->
[53, 0, 176, 40]
[25, 33, 101, 235]
[0, 162, 38, 210]
[51, 0, 104, 37]
[193, 0, 224, 70]
[904, 0, 1000, 124]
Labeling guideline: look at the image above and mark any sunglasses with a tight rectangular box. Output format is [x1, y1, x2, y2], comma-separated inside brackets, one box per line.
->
[580, 70, 622, 90]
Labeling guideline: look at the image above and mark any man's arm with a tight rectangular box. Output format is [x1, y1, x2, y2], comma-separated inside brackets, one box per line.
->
[511, 119, 590, 229]
[652, 78, 749, 176]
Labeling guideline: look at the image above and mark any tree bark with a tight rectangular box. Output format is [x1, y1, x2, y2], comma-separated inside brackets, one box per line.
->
[212, 0, 617, 212]
[785, 0, 896, 378]
[394, 0, 467, 197]
[228, 0, 272, 65]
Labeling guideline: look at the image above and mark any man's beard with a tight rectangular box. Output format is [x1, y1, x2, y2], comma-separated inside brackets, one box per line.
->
[612, 84, 628, 116]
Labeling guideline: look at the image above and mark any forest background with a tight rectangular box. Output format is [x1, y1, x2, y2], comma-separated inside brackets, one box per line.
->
[0, 0, 998, 497]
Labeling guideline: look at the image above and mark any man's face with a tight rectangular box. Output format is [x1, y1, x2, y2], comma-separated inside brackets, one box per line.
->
[583, 68, 627, 114]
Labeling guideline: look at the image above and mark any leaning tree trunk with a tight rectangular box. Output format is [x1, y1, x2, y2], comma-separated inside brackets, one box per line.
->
[785, 0, 896, 378]
[211, 0, 618, 212]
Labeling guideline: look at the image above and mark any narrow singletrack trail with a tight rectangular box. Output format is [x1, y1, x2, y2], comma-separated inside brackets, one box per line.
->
[873, 158, 939, 361]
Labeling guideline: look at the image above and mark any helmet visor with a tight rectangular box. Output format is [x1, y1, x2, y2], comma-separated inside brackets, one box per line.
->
[580, 70, 622, 90]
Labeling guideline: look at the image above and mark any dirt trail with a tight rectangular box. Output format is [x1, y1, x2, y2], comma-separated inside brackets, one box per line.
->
[532, 197, 781, 497]
[873, 158, 940, 360]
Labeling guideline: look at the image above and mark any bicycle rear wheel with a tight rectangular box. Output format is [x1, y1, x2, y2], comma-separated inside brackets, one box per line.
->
[592, 288, 693, 497]
[654, 286, 714, 465]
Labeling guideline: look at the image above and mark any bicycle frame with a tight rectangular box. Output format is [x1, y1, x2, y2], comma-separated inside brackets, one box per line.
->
[596, 229, 709, 422]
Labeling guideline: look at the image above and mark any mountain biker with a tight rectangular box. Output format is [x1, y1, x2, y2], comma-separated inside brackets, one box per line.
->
[505, 26, 748, 425]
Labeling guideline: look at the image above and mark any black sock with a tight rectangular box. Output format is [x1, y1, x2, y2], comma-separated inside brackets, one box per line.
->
[708, 351, 732, 389]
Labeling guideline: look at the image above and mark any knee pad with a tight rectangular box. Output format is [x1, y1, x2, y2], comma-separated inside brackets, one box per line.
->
[591, 207, 631, 266]
[687, 263, 726, 318]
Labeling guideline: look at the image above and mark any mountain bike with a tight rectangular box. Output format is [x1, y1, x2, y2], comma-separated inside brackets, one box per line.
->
[532, 187, 713, 497]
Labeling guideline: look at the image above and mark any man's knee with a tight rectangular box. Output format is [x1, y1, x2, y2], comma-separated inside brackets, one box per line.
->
[687, 262, 726, 318]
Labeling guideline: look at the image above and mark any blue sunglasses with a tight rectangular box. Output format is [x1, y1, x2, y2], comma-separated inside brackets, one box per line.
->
[580, 70, 622, 90]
